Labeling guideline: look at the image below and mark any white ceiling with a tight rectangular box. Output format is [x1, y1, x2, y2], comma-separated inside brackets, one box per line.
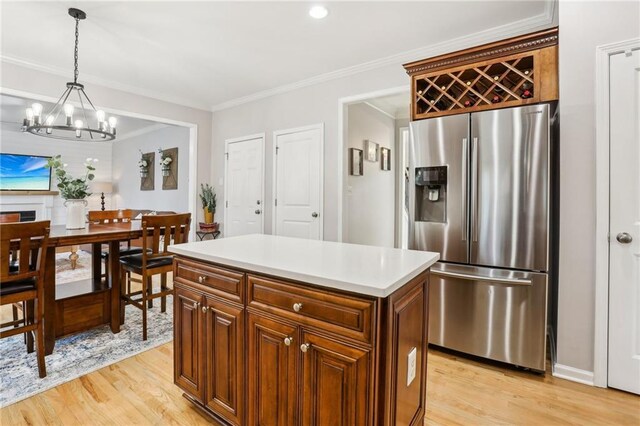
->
[363, 92, 410, 119]
[0, 1, 555, 111]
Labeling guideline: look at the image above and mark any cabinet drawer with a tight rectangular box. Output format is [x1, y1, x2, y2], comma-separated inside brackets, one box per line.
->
[248, 274, 374, 343]
[175, 258, 244, 304]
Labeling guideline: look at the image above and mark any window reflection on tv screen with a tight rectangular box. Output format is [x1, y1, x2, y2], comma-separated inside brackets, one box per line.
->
[0, 154, 52, 191]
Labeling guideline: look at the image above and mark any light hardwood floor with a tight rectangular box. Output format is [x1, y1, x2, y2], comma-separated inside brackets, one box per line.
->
[1, 341, 638, 425]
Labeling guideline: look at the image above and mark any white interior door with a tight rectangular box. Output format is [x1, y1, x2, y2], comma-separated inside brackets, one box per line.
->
[273, 124, 323, 240]
[224, 134, 264, 237]
[608, 48, 640, 395]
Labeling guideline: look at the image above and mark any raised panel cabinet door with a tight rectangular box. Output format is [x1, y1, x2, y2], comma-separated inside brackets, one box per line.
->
[174, 285, 204, 402]
[204, 296, 245, 425]
[300, 330, 371, 426]
[247, 313, 298, 426]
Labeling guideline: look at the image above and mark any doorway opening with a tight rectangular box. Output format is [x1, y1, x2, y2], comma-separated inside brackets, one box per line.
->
[338, 87, 410, 247]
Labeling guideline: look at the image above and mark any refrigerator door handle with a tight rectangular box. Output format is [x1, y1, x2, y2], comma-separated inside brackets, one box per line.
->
[461, 137, 468, 241]
[431, 269, 533, 286]
[471, 137, 479, 242]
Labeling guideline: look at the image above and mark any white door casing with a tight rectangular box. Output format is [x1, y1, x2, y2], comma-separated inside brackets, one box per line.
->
[273, 124, 323, 240]
[607, 48, 640, 395]
[224, 134, 265, 237]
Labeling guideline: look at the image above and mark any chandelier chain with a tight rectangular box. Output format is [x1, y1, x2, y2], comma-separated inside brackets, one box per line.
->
[74, 17, 79, 83]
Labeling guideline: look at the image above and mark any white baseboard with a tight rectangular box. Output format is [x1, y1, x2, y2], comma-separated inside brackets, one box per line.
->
[552, 363, 595, 386]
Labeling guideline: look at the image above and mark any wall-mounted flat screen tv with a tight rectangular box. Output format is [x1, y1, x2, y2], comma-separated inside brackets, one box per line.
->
[0, 153, 52, 191]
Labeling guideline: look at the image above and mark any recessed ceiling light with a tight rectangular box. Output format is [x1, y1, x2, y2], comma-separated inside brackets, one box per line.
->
[309, 5, 328, 19]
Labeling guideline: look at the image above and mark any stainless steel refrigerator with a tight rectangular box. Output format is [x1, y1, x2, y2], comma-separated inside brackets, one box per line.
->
[409, 103, 557, 372]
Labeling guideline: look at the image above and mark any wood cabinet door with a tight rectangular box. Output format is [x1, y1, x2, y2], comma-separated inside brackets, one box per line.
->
[300, 330, 371, 426]
[174, 285, 204, 402]
[203, 296, 245, 425]
[247, 312, 298, 426]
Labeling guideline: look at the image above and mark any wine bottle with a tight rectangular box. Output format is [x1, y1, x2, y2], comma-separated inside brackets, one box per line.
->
[492, 95, 501, 104]
[521, 89, 533, 99]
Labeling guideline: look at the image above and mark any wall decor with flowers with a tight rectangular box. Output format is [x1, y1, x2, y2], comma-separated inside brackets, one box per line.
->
[159, 147, 178, 190]
[139, 150, 155, 191]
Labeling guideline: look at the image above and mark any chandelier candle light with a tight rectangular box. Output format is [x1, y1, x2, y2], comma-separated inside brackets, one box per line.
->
[21, 8, 117, 141]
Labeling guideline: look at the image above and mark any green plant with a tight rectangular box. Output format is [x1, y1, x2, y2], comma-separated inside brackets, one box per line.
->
[46, 155, 95, 200]
[199, 183, 217, 214]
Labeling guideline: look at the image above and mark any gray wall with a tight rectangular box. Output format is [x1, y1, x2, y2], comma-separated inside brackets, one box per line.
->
[345, 103, 395, 247]
[211, 63, 408, 241]
[112, 125, 190, 213]
[556, 0, 640, 372]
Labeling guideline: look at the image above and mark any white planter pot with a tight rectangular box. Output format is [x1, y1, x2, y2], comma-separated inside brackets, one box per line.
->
[64, 199, 87, 230]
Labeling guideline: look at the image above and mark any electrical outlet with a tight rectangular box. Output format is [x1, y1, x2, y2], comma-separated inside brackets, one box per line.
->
[407, 347, 417, 386]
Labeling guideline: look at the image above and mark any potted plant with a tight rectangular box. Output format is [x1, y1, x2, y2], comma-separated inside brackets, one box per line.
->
[199, 183, 217, 224]
[138, 150, 149, 178]
[46, 155, 95, 229]
[158, 148, 173, 176]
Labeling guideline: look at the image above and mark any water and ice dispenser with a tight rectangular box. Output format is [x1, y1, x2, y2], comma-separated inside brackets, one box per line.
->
[415, 166, 447, 223]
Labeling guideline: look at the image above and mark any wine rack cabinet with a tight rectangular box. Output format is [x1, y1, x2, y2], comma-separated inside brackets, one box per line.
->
[404, 28, 558, 121]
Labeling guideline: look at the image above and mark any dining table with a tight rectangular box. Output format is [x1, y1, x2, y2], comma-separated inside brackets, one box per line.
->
[43, 221, 145, 355]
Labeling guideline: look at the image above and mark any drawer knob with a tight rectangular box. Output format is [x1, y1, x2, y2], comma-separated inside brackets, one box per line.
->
[292, 302, 303, 312]
[284, 336, 293, 346]
[300, 343, 311, 353]
[202, 306, 208, 313]
[198, 276, 204, 284]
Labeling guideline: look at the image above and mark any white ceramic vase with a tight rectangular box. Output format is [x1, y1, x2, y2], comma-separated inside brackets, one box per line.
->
[64, 199, 87, 230]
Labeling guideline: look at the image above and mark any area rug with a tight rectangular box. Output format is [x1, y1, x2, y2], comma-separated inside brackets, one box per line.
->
[54, 249, 96, 284]
[0, 251, 174, 408]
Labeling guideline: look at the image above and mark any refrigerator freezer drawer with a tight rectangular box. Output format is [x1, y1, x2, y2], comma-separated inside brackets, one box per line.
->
[428, 263, 547, 371]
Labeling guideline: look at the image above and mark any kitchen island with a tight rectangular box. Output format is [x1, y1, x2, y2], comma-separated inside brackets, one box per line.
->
[169, 234, 439, 425]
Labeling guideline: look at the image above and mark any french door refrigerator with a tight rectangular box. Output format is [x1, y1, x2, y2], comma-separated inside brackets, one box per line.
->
[409, 103, 555, 372]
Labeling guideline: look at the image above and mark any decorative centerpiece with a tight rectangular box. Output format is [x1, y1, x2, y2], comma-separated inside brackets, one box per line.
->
[138, 150, 149, 178]
[158, 148, 173, 176]
[199, 183, 217, 224]
[46, 155, 95, 229]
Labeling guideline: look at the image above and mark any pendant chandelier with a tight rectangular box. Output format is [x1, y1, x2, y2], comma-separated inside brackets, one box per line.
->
[21, 8, 117, 141]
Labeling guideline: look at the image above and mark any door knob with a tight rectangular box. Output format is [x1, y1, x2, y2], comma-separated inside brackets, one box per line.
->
[300, 343, 310, 353]
[284, 336, 293, 346]
[616, 232, 633, 244]
[311, 212, 318, 218]
[255, 209, 261, 215]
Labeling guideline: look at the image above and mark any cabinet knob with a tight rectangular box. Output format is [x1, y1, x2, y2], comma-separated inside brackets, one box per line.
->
[202, 306, 208, 313]
[192, 302, 199, 309]
[292, 302, 303, 312]
[300, 343, 311, 353]
[198, 276, 205, 284]
[284, 336, 293, 346]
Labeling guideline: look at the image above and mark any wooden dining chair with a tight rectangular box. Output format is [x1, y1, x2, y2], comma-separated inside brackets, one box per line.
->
[88, 209, 140, 291]
[0, 221, 50, 378]
[119, 213, 191, 340]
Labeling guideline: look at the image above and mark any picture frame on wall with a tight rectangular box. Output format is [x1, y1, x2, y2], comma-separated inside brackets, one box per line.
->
[140, 152, 155, 191]
[380, 147, 391, 171]
[364, 140, 378, 162]
[349, 148, 363, 176]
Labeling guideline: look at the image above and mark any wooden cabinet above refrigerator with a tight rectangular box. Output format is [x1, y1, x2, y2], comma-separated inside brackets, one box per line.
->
[403, 27, 558, 121]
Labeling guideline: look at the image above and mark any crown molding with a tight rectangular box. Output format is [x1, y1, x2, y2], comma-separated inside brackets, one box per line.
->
[115, 122, 168, 142]
[0, 55, 212, 112]
[210, 4, 557, 112]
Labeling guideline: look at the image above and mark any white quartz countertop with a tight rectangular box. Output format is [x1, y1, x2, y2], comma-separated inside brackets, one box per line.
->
[169, 234, 439, 297]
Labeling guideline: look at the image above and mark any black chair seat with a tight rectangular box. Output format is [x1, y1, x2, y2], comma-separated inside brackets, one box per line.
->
[119, 254, 174, 270]
[101, 247, 148, 259]
[0, 277, 36, 296]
